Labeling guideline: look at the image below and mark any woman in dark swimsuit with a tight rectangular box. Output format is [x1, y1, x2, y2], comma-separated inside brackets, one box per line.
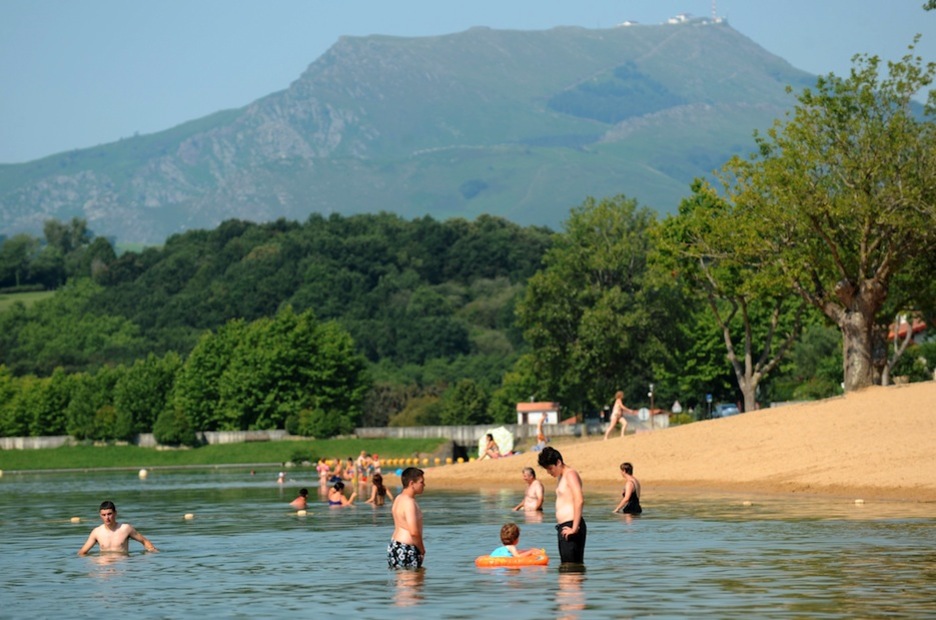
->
[613, 462, 642, 514]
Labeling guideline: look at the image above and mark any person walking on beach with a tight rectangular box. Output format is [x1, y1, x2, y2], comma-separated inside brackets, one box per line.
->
[388, 467, 426, 569]
[513, 467, 544, 512]
[612, 462, 642, 515]
[78, 501, 158, 555]
[537, 447, 586, 564]
[604, 390, 636, 440]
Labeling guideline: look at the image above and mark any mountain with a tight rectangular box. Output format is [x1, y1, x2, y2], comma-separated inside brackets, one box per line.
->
[0, 20, 813, 245]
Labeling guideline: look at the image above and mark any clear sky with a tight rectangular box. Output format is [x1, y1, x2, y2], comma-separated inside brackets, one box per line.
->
[1, 0, 932, 163]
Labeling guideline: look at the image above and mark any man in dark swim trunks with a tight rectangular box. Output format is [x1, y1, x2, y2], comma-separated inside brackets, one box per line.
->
[538, 447, 586, 564]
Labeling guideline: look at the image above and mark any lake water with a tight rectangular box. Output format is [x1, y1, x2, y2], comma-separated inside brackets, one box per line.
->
[1, 467, 933, 619]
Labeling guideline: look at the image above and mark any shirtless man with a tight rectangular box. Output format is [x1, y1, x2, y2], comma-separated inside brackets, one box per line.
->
[77, 501, 158, 555]
[513, 467, 544, 511]
[537, 447, 586, 564]
[388, 467, 425, 569]
[290, 488, 310, 510]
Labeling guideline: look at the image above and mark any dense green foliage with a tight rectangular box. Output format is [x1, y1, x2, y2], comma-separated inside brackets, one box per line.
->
[712, 46, 936, 391]
[516, 195, 687, 413]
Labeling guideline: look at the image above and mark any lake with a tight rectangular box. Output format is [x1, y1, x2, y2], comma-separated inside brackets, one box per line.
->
[1, 467, 933, 618]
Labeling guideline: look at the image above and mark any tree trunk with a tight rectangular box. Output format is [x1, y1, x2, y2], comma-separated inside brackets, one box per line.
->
[840, 310, 875, 391]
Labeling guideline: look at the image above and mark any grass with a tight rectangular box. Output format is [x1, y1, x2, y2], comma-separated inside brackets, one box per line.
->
[0, 290, 55, 313]
[0, 438, 449, 472]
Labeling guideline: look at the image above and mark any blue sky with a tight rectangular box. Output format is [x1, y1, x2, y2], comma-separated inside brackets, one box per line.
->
[1, 0, 932, 163]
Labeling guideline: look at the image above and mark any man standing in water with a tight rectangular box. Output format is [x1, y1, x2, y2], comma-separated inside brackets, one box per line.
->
[512, 467, 544, 512]
[388, 467, 425, 568]
[77, 501, 158, 555]
[537, 447, 585, 564]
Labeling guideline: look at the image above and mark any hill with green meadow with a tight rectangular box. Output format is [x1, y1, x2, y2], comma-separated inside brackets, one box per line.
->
[0, 21, 812, 244]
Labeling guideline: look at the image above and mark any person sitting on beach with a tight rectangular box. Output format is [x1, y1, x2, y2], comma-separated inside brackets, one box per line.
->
[78, 501, 158, 555]
[490, 522, 538, 558]
[613, 462, 642, 515]
[328, 481, 356, 506]
[480, 433, 501, 460]
[365, 473, 395, 506]
[290, 488, 310, 510]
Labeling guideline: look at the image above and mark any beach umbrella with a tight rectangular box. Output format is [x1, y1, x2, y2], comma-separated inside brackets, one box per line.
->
[478, 426, 514, 456]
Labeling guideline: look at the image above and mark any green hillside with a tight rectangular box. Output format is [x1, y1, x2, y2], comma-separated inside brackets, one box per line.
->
[0, 22, 812, 244]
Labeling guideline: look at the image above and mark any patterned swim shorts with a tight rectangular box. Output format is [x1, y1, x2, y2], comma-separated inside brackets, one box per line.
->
[387, 539, 423, 569]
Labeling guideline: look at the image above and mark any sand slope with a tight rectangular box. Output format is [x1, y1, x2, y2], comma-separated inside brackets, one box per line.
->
[427, 381, 936, 502]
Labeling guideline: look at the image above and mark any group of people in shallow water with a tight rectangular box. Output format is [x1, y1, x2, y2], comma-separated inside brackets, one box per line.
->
[77, 445, 642, 570]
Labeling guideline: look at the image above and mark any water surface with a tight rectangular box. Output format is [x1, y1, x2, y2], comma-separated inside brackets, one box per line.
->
[1, 468, 933, 618]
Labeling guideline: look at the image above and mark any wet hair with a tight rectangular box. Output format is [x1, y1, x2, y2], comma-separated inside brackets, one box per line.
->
[373, 473, 387, 497]
[522, 467, 536, 478]
[620, 462, 634, 475]
[500, 522, 520, 545]
[400, 467, 425, 488]
[537, 446, 563, 469]
[298, 488, 309, 497]
[333, 481, 345, 492]
[99, 500, 116, 512]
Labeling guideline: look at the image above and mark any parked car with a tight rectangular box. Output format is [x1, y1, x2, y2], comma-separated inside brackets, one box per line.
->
[712, 403, 740, 418]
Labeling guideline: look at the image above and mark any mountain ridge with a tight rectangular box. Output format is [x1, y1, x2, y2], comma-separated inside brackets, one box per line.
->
[0, 21, 812, 244]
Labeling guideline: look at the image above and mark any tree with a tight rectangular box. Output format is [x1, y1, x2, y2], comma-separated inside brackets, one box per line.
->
[516, 195, 682, 413]
[0, 234, 39, 288]
[715, 44, 936, 391]
[440, 378, 490, 425]
[655, 182, 806, 412]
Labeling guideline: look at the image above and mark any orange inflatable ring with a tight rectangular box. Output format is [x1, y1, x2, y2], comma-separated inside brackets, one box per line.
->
[474, 550, 549, 568]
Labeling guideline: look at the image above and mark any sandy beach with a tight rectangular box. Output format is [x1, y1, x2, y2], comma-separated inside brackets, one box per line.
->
[427, 381, 936, 502]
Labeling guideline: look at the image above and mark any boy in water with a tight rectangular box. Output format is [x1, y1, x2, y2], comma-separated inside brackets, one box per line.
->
[490, 522, 539, 557]
[77, 501, 158, 555]
[388, 467, 425, 568]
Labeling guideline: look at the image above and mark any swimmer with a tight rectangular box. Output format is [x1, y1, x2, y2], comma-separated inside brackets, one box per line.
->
[489, 522, 538, 558]
[538, 446, 586, 564]
[365, 473, 394, 506]
[388, 467, 425, 569]
[327, 481, 356, 506]
[77, 501, 158, 555]
[513, 467, 545, 512]
[277, 471, 286, 484]
[613, 462, 642, 515]
[290, 488, 310, 510]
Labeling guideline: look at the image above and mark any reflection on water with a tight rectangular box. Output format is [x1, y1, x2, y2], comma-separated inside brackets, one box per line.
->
[0, 468, 933, 619]
[556, 564, 586, 619]
[393, 568, 425, 607]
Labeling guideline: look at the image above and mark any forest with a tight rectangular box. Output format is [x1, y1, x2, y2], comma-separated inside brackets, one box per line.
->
[1, 49, 934, 443]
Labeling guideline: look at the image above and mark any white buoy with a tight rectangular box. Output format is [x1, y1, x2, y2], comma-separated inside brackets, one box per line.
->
[138, 468, 148, 479]
[70, 516, 81, 523]
[854, 499, 865, 505]
[183, 513, 195, 520]
[297, 510, 307, 516]
[742, 500, 753, 507]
